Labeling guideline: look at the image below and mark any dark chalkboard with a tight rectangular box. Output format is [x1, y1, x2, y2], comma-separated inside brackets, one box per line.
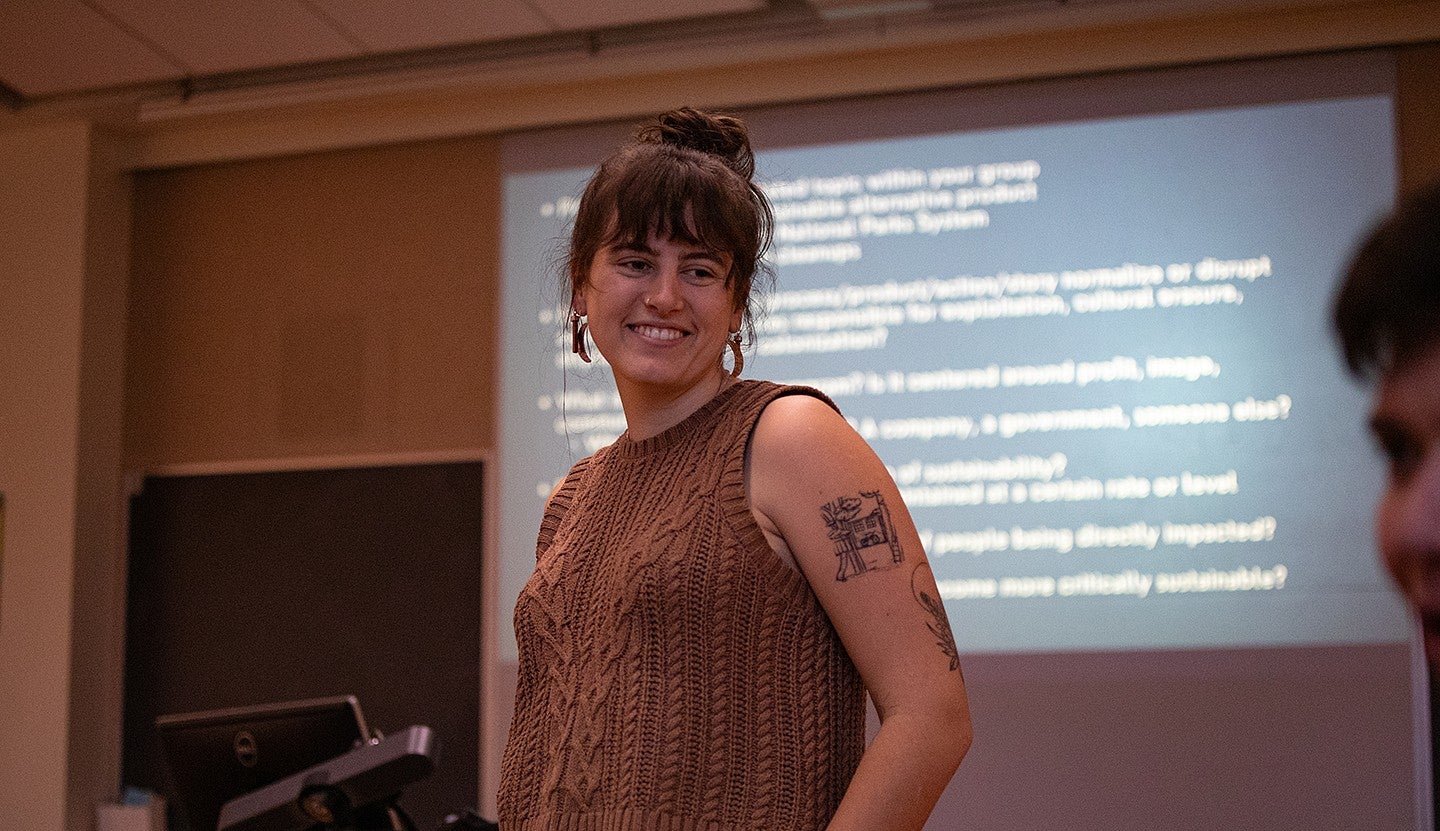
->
[122, 461, 484, 831]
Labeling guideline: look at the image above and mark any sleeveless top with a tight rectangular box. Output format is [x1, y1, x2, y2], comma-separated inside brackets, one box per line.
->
[498, 380, 866, 831]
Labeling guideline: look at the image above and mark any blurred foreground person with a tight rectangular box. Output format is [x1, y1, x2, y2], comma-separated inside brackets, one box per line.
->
[1334, 180, 1440, 663]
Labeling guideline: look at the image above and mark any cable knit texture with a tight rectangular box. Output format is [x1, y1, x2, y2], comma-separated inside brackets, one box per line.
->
[499, 380, 866, 831]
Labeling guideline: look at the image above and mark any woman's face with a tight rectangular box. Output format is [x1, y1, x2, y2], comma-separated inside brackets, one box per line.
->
[575, 230, 742, 402]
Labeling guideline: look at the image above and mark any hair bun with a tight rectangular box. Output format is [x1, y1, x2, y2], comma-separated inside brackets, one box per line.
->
[637, 107, 756, 180]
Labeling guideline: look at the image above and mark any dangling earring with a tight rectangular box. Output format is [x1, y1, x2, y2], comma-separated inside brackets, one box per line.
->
[570, 310, 592, 363]
[726, 331, 744, 378]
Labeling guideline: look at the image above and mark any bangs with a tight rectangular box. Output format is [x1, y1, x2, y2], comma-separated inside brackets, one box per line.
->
[601, 151, 754, 265]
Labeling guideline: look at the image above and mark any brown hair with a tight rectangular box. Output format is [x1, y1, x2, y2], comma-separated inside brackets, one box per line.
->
[567, 107, 774, 346]
[1334, 180, 1440, 379]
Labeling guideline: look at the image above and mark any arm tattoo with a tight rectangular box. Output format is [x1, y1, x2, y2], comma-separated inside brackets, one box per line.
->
[821, 491, 904, 582]
[912, 563, 961, 672]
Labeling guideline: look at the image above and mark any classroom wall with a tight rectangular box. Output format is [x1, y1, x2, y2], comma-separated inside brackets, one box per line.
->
[125, 136, 498, 468]
[1399, 43, 1440, 192]
[1, 8, 1438, 827]
[0, 120, 130, 831]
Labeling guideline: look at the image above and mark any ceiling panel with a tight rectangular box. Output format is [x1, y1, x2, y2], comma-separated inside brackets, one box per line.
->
[0, 0, 180, 96]
[309, 0, 556, 52]
[0, 0, 782, 101]
[91, 0, 359, 75]
[527, 0, 768, 31]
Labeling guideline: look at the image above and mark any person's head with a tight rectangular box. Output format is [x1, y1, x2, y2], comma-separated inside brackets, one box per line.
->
[1334, 180, 1440, 661]
[566, 107, 774, 348]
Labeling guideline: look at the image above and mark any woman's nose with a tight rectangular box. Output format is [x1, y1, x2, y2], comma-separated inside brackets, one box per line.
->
[645, 267, 683, 312]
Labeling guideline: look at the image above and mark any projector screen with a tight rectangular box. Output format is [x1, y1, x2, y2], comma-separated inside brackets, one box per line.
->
[492, 51, 1427, 829]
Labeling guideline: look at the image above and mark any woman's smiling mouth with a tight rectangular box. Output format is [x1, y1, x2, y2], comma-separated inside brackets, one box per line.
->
[630, 323, 689, 341]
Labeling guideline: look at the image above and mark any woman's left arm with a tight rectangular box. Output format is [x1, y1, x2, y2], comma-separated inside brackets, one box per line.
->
[749, 394, 973, 831]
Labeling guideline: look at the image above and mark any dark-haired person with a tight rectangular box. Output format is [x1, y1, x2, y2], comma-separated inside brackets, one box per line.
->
[498, 108, 972, 831]
[1334, 180, 1440, 664]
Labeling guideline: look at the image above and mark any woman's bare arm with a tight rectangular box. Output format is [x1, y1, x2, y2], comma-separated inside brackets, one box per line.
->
[748, 394, 973, 831]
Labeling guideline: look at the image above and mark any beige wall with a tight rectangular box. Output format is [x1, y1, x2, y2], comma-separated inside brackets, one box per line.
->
[125, 136, 499, 468]
[0, 120, 130, 831]
[1, 11, 1439, 828]
[1399, 43, 1440, 192]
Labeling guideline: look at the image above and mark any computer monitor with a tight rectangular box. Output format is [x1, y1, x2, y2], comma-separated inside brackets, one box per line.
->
[156, 695, 370, 831]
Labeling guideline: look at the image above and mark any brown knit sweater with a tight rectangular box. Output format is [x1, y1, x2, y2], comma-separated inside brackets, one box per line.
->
[499, 380, 866, 831]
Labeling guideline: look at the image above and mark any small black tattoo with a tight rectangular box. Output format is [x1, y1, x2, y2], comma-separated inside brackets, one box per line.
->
[821, 491, 903, 582]
[912, 564, 960, 672]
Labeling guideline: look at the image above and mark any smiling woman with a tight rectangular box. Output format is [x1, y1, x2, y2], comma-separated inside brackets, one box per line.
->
[497, 108, 973, 831]
[574, 232, 741, 435]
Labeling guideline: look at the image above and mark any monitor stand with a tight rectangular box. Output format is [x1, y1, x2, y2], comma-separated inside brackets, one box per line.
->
[218, 725, 437, 831]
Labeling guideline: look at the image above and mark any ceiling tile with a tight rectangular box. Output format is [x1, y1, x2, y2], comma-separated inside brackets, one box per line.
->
[91, 0, 361, 75]
[0, 0, 182, 97]
[309, 0, 554, 52]
[526, 0, 767, 32]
